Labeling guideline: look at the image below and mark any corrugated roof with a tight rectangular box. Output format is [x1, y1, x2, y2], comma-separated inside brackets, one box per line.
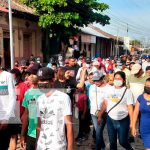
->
[0, 0, 34, 15]
[89, 25, 117, 40]
[79, 26, 108, 38]
[0, 6, 9, 12]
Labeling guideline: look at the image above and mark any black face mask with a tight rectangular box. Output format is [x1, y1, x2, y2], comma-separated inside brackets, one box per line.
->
[38, 83, 49, 89]
[144, 86, 150, 94]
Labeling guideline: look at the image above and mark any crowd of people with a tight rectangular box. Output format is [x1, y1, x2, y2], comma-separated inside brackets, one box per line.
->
[0, 54, 150, 150]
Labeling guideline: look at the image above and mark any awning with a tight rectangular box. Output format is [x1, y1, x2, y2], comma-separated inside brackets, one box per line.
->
[0, 6, 9, 13]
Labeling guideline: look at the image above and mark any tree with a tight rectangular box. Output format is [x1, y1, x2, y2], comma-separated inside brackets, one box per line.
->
[21, 0, 110, 37]
[21, 0, 110, 60]
[131, 40, 142, 46]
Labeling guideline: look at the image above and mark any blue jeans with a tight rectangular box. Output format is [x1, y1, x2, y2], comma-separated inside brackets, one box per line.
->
[91, 114, 106, 150]
[107, 115, 133, 150]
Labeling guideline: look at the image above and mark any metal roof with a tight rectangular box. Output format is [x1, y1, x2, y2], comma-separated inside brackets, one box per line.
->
[0, 0, 34, 14]
[0, 6, 9, 12]
[80, 26, 108, 38]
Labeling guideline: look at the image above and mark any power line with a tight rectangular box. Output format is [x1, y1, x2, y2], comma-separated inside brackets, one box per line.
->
[105, 10, 150, 31]
[109, 19, 150, 36]
[101, 11, 150, 37]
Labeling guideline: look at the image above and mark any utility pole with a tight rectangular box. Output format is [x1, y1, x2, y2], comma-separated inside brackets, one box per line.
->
[126, 23, 129, 55]
[116, 28, 119, 57]
[8, 0, 14, 69]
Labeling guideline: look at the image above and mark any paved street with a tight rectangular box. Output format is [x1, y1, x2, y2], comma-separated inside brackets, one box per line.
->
[73, 118, 144, 150]
[16, 117, 144, 150]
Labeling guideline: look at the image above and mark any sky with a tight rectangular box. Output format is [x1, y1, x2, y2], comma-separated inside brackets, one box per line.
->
[95, 0, 150, 43]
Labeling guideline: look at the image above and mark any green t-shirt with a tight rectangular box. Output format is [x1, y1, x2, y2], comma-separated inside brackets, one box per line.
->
[22, 88, 42, 138]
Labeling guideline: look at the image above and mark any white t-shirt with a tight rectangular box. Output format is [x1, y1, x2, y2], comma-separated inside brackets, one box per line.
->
[89, 84, 110, 115]
[0, 71, 16, 121]
[142, 61, 150, 72]
[37, 90, 72, 150]
[104, 86, 134, 120]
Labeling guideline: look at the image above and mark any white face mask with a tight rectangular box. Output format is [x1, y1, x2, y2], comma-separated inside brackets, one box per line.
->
[92, 66, 98, 72]
[114, 80, 123, 87]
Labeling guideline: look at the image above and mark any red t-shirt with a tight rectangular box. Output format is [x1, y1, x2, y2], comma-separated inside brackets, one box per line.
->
[77, 93, 87, 111]
[107, 62, 113, 71]
[16, 82, 29, 117]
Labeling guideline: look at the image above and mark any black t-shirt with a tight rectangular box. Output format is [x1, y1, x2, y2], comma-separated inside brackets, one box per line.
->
[54, 77, 77, 102]
[54, 80, 66, 89]
[65, 64, 80, 79]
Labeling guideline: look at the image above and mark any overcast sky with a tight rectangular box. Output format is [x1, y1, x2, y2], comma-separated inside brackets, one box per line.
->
[96, 0, 150, 42]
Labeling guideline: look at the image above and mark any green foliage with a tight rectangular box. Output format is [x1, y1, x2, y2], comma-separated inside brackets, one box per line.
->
[21, 0, 110, 37]
[131, 40, 141, 46]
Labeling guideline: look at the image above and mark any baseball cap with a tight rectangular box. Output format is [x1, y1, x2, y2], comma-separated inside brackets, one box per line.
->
[146, 55, 150, 59]
[92, 71, 104, 81]
[131, 64, 142, 75]
[37, 67, 54, 81]
[86, 57, 91, 64]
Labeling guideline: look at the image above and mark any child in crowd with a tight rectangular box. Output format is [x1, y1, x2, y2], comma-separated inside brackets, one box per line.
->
[75, 86, 88, 145]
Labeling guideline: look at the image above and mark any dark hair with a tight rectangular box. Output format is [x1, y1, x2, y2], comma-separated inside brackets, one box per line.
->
[10, 68, 22, 84]
[146, 66, 150, 71]
[146, 77, 150, 82]
[114, 71, 126, 86]
[10, 68, 22, 78]
[15, 60, 19, 64]
[130, 62, 135, 65]
[57, 68, 66, 81]
[88, 72, 93, 76]
[68, 56, 75, 60]
[52, 63, 57, 67]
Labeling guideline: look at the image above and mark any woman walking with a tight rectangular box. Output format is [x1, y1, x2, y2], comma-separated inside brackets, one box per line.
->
[98, 71, 134, 150]
[132, 77, 150, 150]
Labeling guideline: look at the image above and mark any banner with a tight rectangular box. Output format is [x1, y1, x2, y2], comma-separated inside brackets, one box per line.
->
[124, 36, 130, 50]
[81, 34, 96, 44]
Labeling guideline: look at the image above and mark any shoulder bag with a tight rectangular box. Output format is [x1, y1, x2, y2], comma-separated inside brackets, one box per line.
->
[107, 87, 127, 114]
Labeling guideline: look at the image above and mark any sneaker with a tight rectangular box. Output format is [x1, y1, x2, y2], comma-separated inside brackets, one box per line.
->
[138, 134, 141, 139]
[76, 138, 82, 146]
[89, 142, 96, 149]
[81, 136, 88, 141]
[131, 146, 135, 150]
[75, 136, 83, 142]
[129, 136, 135, 143]
[75, 137, 79, 142]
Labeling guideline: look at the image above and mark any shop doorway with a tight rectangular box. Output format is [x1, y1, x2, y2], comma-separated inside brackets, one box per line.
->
[23, 34, 32, 59]
[3, 38, 11, 69]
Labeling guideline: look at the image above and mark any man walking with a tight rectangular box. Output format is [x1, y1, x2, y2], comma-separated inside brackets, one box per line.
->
[36, 67, 73, 150]
[0, 57, 16, 150]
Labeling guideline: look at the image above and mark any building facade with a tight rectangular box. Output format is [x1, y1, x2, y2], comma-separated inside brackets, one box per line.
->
[0, 1, 42, 68]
